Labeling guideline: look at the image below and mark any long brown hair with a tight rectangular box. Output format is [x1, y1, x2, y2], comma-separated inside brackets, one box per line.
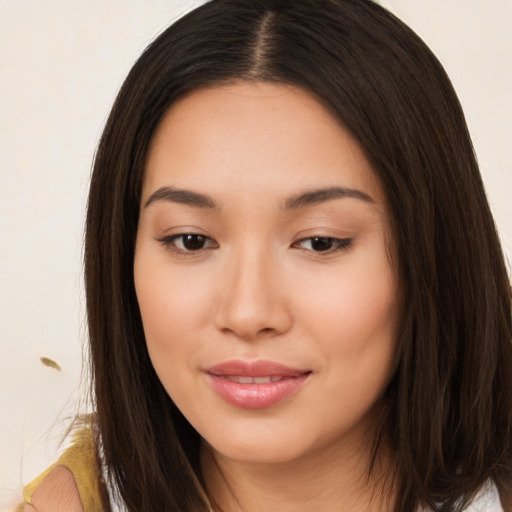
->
[85, 0, 512, 510]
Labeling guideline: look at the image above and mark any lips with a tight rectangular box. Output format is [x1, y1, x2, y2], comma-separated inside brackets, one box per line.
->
[222, 375, 285, 384]
[204, 360, 311, 409]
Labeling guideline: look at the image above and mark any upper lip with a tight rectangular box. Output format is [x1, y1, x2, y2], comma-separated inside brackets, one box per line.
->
[204, 359, 310, 378]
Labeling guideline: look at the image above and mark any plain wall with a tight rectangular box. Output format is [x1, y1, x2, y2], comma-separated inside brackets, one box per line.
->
[1, 0, 510, 508]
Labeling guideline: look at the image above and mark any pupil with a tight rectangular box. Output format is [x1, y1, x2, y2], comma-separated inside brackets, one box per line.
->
[311, 237, 333, 251]
[183, 234, 205, 250]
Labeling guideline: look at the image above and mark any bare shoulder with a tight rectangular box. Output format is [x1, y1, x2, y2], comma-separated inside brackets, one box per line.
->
[24, 466, 83, 512]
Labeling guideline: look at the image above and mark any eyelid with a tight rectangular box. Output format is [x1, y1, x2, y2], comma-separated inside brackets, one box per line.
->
[156, 232, 218, 254]
[292, 236, 354, 253]
[155, 231, 353, 256]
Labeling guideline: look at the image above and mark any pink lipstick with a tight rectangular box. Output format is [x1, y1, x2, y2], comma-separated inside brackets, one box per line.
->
[204, 360, 310, 409]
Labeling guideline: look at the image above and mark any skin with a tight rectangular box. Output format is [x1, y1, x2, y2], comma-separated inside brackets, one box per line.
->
[134, 82, 401, 512]
[23, 466, 83, 512]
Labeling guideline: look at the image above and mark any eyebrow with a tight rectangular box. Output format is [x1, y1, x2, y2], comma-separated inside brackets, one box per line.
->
[284, 186, 374, 210]
[144, 187, 218, 209]
[144, 185, 374, 210]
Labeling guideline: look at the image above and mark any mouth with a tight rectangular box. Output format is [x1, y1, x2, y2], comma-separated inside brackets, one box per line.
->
[204, 360, 311, 409]
[220, 375, 290, 384]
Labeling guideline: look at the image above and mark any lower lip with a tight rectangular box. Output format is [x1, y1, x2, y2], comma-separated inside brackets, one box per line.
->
[207, 374, 310, 409]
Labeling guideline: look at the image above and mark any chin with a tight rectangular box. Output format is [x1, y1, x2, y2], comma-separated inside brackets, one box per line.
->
[208, 439, 310, 465]
[201, 421, 349, 467]
[195, 401, 383, 469]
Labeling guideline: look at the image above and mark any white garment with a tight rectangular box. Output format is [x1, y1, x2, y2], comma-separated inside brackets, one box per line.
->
[417, 481, 504, 511]
[464, 481, 503, 511]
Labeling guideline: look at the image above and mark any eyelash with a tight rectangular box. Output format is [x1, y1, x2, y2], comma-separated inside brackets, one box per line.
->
[157, 233, 353, 255]
[157, 233, 218, 253]
[292, 237, 353, 253]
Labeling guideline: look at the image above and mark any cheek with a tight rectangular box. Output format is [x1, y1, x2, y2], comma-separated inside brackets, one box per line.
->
[134, 235, 214, 334]
[134, 268, 206, 415]
[297, 248, 400, 396]
[299, 267, 399, 431]
[301, 254, 398, 343]
[133, 242, 211, 379]
[136, 274, 208, 338]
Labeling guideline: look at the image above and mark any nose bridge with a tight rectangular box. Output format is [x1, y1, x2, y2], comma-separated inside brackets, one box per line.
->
[214, 241, 289, 339]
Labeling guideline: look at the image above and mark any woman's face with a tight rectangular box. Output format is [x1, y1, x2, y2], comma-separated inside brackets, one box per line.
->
[134, 82, 400, 465]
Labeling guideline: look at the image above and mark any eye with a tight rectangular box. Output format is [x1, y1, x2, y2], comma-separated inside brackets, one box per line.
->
[293, 236, 353, 253]
[157, 233, 218, 253]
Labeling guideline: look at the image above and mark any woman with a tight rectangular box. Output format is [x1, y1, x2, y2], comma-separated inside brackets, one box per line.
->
[18, 0, 512, 511]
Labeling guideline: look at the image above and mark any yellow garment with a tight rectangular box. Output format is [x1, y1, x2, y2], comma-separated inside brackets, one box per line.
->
[15, 427, 104, 512]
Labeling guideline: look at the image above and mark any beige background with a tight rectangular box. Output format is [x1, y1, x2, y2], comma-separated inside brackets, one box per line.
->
[1, 0, 511, 508]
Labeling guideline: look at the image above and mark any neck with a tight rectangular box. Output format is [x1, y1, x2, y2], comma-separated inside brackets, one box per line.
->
[201, 430, 397, 512]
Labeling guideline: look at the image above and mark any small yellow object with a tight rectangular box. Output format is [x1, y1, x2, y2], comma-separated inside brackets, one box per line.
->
[40, 357, 62, 371]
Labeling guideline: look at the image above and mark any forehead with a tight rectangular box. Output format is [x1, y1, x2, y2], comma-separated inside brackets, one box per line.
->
[143, 82, 384, 206]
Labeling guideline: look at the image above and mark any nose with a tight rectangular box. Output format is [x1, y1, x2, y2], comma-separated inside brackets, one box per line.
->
[213, 248, 292, 341]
